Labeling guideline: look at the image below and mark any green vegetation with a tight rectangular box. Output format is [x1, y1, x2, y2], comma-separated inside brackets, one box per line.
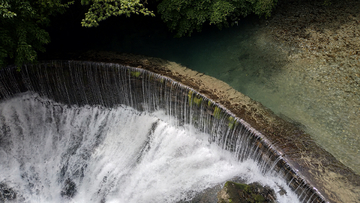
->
[193, 96, 203, 107]
[228, 116, 238, 130]
[188, 90, 193, 105]
[213, 106, 221, 119]
[157, 0, 278, 37]
[130, 71, 141, 77]
[0, 0, 73, 69]
[1, 0, 279, 68]
[188, 90, 203, 107]
[0, 0, 153, 68]
[221, 181, 269, 203]
[80, 0, 154, 28]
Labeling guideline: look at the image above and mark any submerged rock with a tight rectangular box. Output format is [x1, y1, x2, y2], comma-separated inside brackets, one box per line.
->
[0, 182, 16, 201]
[217, 181, 276, 203]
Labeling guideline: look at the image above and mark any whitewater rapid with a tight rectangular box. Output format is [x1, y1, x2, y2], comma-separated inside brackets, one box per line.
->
[0, 93, 300, 203]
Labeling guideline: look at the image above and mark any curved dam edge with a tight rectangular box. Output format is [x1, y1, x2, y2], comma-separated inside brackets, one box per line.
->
[43, 50, 359, 202]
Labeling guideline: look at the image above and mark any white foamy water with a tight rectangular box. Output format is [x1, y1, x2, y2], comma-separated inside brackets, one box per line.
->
[0, 93, 300, 203]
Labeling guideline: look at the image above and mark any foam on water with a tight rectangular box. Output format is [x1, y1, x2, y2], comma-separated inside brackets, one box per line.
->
[0, 92, 300, 203]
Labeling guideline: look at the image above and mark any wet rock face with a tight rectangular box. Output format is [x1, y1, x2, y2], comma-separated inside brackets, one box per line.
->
[217, 181, 276, 203]
[0, 183, 17, 201]
[177, 184, 223, 203]
[61, 178, 77, 198]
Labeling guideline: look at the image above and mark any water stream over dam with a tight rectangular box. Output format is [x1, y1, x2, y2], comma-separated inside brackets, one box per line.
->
[0, 92, 299, 203]
[0, 61, 326, 202]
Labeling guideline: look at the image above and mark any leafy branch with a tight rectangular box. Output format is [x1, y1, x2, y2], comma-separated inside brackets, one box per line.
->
[80, 0, 154, 27]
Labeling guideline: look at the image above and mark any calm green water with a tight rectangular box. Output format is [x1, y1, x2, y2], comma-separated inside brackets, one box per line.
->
[47, 15, 360, 174]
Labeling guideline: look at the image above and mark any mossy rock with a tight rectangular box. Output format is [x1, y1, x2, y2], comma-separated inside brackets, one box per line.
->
[177, 184, 223, 203]
[217, 181, 276, 203]
[0, 182, 16, 201]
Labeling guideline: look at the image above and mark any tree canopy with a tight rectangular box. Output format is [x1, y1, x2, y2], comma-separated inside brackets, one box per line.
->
[0, 0, 73, 69]
[158, 0, 278, 37]
[80, 0, 155, 28]
[0, 0, 278, 69]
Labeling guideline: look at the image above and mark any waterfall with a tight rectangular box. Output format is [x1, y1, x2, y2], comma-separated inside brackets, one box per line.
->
[0, 61, 326, 202]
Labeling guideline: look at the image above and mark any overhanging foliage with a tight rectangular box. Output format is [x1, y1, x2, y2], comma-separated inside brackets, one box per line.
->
[1, 0, 279, 69]
[80, 0, 155, 27]
[157, 0, 278, 37]
[0, 0, 73, 69]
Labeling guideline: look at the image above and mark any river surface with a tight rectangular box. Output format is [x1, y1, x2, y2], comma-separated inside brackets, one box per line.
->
[46, 14, 360, 174]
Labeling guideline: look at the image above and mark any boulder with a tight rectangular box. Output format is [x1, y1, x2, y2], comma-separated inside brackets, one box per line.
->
[217, 181, 276, 203]
[0, 182, 16, 201]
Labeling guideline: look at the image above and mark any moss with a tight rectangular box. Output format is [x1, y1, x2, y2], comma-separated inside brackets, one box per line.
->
[208, 100, 212, 106]
[130, 71, 141, 77]
[149, 74, 154, 80]
[218, 181, 270, 203]
[228, 181, 248, 190]
[193, 96, 203, 107]
[221, 181, 272, 203]
[254, 194, 265, 202]
[188, 90, 193, 106]
[213, 106, 221, 119]
[228, 116, 236, 130]
[188, 90, 203, 107]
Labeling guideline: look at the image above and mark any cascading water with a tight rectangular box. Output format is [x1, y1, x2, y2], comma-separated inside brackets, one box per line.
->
[0, 93, 299, 203]
[0, 61, 325, 202]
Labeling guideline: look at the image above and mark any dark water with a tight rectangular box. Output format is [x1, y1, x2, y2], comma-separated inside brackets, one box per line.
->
[44, 13, 360, 174]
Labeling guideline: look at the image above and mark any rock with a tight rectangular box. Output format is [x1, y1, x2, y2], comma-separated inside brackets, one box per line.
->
[61, 178, 77, 198]
[217, 181, 276, 203]
[0, 182, 17, 201]
[177, 184, 223, 203]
